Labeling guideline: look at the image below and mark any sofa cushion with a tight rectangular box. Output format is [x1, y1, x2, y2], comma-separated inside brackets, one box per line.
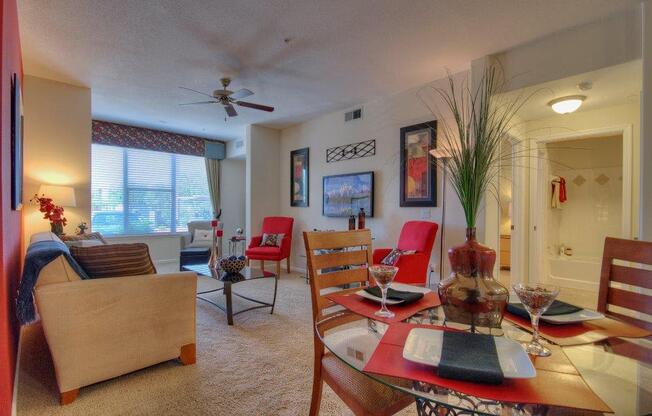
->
[70, 243, 157, 278]
[60, 232, 107, 247]
[36, 255, 84, 287]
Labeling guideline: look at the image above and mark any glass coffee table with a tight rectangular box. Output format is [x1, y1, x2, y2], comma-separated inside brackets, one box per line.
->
[182, 264, 278, 325]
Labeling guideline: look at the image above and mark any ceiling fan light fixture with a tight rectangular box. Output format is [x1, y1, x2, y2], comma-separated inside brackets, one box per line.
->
[548, 95, 586, 114]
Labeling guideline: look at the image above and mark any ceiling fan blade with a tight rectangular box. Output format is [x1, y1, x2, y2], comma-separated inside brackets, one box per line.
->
[236, 101, 274, 112]
[178, 86, 215, 98]
[224, 104, 238, 117]
[179, 101, 218, 106]
[229, 88, 254, 100]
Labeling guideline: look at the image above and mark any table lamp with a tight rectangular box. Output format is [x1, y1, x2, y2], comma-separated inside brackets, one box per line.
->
[38, 185, 77, 207]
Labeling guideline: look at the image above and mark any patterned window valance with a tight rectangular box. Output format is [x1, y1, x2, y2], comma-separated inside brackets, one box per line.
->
[92, 120, 206, 156]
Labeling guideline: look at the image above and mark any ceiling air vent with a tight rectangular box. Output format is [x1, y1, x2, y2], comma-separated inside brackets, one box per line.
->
[235, 140, 244, 149]
[344, 108, 362, 122]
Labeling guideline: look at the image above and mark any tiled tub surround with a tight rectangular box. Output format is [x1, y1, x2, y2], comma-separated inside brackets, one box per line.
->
[544, 136, 623, 306]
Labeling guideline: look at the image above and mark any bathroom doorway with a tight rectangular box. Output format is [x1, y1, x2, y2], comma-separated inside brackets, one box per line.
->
[530, 127, 632, 308]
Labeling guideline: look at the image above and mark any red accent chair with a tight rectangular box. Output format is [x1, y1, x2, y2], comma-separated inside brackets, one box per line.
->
[245, 217, 294, 277]
[373, 221, 438, 285]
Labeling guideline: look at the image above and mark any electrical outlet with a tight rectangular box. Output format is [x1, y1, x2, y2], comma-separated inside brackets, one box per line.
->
[420, 208, 431, 219]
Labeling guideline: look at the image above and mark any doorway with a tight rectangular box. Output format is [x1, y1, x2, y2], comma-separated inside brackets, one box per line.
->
[529, 127, 632, 308]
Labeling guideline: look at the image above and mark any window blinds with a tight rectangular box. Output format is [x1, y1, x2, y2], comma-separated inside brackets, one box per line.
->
[91, 144, 212, 235]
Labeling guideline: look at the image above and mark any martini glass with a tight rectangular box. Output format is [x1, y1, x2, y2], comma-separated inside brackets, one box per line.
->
[512, 283, 560, 357]
[369, 265, 398, 319]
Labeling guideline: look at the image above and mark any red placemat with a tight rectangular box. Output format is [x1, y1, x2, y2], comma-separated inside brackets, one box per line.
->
[363, 323, 612, 413]
[325, 291, 441, 324]
[504, 312, 651, 346]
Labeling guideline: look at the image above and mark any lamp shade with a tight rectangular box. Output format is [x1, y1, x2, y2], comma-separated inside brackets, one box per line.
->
[38, 185, 76, 207]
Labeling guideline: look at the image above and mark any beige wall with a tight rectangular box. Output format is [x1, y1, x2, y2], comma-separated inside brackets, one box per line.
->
[23, 76, 91, 243]
[277, 73, 469, 279]
[220, 158, 246, 252]
[246, 125, 280, 240]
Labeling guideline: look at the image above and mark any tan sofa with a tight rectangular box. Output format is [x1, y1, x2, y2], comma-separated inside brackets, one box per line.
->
[29, 232, 197, 405]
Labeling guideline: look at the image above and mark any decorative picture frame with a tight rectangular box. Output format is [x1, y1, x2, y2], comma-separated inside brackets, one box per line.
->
[290, 147, 309, 207]
[400, 120, 437, 207]
[11, 73, 23, 211]
[323, 171, 374, 217]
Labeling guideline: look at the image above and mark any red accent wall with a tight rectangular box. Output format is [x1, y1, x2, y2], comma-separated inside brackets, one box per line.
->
[0, 0, 22, 414]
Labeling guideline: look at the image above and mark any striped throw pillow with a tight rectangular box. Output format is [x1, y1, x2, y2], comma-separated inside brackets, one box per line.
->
[70, 243, 157, 278]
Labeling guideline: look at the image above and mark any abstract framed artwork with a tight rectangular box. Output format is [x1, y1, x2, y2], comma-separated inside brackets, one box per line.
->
[323, 171, 374, 217]
[400, 120, 437, 207]
[11, 73, 23, 211]
[290, 147, 309, 207]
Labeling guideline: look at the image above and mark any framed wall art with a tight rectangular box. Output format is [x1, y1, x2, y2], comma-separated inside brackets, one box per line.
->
[323, 171, 374, 217]
[290, 147, 309, 207]
[11, 73, 23, 211]
[400, 121, 437, 207]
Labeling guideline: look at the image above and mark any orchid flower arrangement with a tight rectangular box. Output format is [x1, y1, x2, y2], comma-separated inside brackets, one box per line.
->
[31, 194, 67, 227]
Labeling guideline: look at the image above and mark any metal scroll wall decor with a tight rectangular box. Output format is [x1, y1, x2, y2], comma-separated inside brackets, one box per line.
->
[326, 139, 376, 163]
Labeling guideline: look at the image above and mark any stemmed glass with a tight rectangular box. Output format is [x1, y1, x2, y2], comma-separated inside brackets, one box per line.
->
[512, 283, 560, 357]
[369, 265, 398, 319]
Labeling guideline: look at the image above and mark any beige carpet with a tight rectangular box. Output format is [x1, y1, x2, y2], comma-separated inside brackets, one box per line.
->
[16, 273, 417, 415]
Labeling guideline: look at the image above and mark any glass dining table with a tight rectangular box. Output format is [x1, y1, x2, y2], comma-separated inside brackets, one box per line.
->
[317, 306, 652, 415]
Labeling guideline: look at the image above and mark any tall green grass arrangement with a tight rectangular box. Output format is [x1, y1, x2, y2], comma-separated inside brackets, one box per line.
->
[423, 67, 531, 228]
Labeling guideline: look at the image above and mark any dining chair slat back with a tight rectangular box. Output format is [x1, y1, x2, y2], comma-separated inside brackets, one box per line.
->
[302, 229, 413, 416]
[303, 229, 372, 321]
[598, 237, 652, 331]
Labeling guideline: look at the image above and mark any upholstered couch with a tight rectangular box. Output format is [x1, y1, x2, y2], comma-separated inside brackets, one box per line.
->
[29, 232, 197, 405]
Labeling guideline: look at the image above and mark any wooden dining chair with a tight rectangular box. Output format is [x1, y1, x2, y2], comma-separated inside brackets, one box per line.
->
[303, 229, 413, 416]
[598, 237, 652, 331]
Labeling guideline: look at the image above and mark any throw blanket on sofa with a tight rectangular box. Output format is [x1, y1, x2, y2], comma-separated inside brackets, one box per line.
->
[17, 240, 90, 325]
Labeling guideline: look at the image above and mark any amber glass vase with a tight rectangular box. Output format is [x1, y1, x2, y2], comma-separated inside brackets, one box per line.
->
[438, 228, 509, 330]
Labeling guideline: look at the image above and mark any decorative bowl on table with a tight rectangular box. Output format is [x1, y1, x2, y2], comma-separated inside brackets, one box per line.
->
[220, 256, 246, 275]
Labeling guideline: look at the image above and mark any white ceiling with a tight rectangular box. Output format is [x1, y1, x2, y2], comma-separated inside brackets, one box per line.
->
[18, 0, 639, 141]
[502, 60, 642, 121]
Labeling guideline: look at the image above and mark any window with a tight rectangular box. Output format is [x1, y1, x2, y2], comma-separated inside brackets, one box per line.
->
[91, 144, 212, 235]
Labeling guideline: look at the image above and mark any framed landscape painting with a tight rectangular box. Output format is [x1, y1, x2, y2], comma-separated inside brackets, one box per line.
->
[290, 147, 309, 207]
[400, 121, 437, 207]
[323, 171, 374, 217]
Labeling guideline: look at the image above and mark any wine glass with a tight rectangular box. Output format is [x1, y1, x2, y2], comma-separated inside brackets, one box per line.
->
[512, 283, 560, 357]
[369, 265, 398, 318]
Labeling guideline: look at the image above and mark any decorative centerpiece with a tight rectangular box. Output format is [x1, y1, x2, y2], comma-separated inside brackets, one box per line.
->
[31, 194, 67, 236]
[432, 68, 528, 330]
[220, 256, 246, 275]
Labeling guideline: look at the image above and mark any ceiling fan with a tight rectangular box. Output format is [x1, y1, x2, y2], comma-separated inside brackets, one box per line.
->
[179, 77, 274, 118]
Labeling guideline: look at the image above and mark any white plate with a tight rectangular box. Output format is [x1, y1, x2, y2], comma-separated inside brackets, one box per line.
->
[356, 283, 431, 305]
[540, 309, 604, 324]
[403, 328, 536, 379]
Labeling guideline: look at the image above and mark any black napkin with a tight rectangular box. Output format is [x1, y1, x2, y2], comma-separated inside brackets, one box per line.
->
[507, 300, 582, 320]
[438, 331, 504, 385]
[363, 286, 424, 304]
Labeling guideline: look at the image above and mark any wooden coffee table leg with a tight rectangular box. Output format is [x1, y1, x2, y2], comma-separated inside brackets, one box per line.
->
[224, 281, 234, 325]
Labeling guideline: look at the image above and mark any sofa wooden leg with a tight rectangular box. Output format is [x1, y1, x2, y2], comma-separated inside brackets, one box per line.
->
[276, 260, 281, 277]
[260, 260, 265, 272]
[246, 257, 250, 267]
[60, 388, 79, 405]
[286, 257, 291, 273]
[180, 343, 196, 365]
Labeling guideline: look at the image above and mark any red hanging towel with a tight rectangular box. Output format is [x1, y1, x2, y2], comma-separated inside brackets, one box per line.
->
[559, 177, 567, 203]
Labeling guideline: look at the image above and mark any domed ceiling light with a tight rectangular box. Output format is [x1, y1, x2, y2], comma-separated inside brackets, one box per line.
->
[548, 95, 586, 114]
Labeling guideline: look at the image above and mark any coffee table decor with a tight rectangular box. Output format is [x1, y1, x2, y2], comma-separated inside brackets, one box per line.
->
[183, 263, 277, 325]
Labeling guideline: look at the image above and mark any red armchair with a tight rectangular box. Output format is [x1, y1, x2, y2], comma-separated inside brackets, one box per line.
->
[245, 216, 294, 277]
[373, 221, 438, 285]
